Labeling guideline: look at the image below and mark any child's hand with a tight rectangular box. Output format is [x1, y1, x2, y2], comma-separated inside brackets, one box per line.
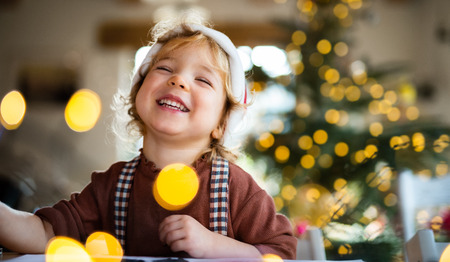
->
[158, 214, 216, 258]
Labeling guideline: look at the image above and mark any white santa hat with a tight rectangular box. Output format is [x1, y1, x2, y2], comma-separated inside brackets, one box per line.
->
[131, 23, 248, 149]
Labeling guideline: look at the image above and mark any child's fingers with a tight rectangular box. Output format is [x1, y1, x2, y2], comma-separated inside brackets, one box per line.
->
[159, 215, 185, 243]
[164, 228, 186, 246]
[167, 238, 188, 253]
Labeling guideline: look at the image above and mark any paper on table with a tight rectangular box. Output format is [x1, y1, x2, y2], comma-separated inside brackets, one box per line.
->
[4, 254, 365, 262]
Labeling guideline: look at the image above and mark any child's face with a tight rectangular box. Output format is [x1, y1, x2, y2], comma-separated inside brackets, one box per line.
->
[135, 42, 227, 146]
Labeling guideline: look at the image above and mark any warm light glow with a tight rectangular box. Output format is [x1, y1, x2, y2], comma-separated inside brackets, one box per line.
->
[270, 119, 285, 134]
[416, 210, 430, 225]
[439, 244, 450, 262]
[306, 188, 321, 203]
[335, 142, 349, 157]
[334, 178, 347, 191]
[378, 100, 392, 114]
[384, 193, 398, 207]
[337, 110, 349, 127]
[329, 85, 345, 102]
[325, 68, 340, 84]
[275, 145, 290, 163]
[325, 109, 340, 124]
[313, 129, 328, 145]
[436, 162, 448, 176]
[338, 244, 353, 255]
[364, 145, 378, 159]
[333, 3, 348, 19]
[153, 163, 199, 211]
[387, 107, 401, 122]
[317, 39, 332, 54]
[281, 184, 297, 201]
[399, 135, 410, 149]
[318, 154, 333, 168]
[250, 81, 263, 92]
[273, 196, 284, 211]
[308, 145, 321, 158]
[334, 42, 349, 57]
[293, 61, 305, 75]
[377, 180, 391, 192]
[430, 216, 443, 231]
[259, 132, 275, 149]
[354, 150, 366, 164]
[348, 0, 363, 9]
[300, 154, 315, 169]
[384, 90, 397, 104]
[46, 237, 93, 262]
[370, 84, 384, 99]
[412, 132, 425, 152]
[320, 82, 332, 97]
[399, 82, 417, 104]
[368, 100, 380, 115]
[317, 66, 329, 81]
[369, 122, 383, 137]
[0, 90, 26, 130]
[296, 102, 311, 118]
[366, 172, 379, 188]
[352, 71, 367, 85]
[292, 30, 307, 46]
[298, 135, 313, 150]
[262, 253, 284, 262]
[65, 89, 101, 132]
[434, 135, 449, 153]
[390, 136, 402, 150]
[406, 106, 420, 121]
[85, 232, 123, 262]
[345, 85, 361, 102]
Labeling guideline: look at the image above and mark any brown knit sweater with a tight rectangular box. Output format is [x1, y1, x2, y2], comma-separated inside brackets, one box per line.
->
[35, 153, 296, 259]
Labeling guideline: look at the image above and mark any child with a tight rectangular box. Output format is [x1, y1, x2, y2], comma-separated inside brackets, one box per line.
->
[0, 17, 297, 259]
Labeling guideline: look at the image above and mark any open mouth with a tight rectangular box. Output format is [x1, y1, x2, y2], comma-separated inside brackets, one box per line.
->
[157, 98, 190, 112]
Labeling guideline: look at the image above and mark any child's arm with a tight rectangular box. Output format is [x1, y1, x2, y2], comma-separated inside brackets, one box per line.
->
[0, 201, 55, 253]
[159, 215, 261, 258]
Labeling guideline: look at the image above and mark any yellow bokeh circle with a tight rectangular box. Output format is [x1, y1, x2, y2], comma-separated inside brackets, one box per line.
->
[335, 142, 349, 157]
[65, 89, 101, 132]
[153, 163, 199, 211]
[313, 129, 328, 145]
[300, 154, 315, 169]
[275, 145, 290, 163]
[85, 232, 123, 262]
[46, 236, 93, 262]
[0, 90, 26, 130]
[317, 39, 332, 54]
[262, 253, 284, 262]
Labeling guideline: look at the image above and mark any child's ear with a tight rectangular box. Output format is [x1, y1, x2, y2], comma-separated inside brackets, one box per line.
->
[211, 127, 222, 140]
[212, 118, 228, 140]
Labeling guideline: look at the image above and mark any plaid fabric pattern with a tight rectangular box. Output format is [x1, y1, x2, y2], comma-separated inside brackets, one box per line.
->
[209, 156, 229, 236]
[114, 155, 140, 248]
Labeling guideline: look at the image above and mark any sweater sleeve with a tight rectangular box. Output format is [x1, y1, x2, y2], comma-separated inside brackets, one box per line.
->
[228, 164, 297, 259]
[34, 163, 122, 242]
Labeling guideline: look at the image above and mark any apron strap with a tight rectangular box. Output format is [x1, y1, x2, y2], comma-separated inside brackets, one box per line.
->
[209, 156, 229, 236]
[114, 155, 140, 248]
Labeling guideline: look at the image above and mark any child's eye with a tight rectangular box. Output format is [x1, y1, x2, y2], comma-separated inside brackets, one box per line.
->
[155, 66, 171, 72]
[196, 78, 212, 87]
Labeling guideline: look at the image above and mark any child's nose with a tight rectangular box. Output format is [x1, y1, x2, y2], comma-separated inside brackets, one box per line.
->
[168, 76, 189, 91]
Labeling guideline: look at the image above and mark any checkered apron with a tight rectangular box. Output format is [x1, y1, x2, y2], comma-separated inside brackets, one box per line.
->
[114, 155, 229, 249]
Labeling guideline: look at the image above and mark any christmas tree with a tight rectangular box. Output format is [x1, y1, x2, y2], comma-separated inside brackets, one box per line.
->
[244, 0, 450, 261]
